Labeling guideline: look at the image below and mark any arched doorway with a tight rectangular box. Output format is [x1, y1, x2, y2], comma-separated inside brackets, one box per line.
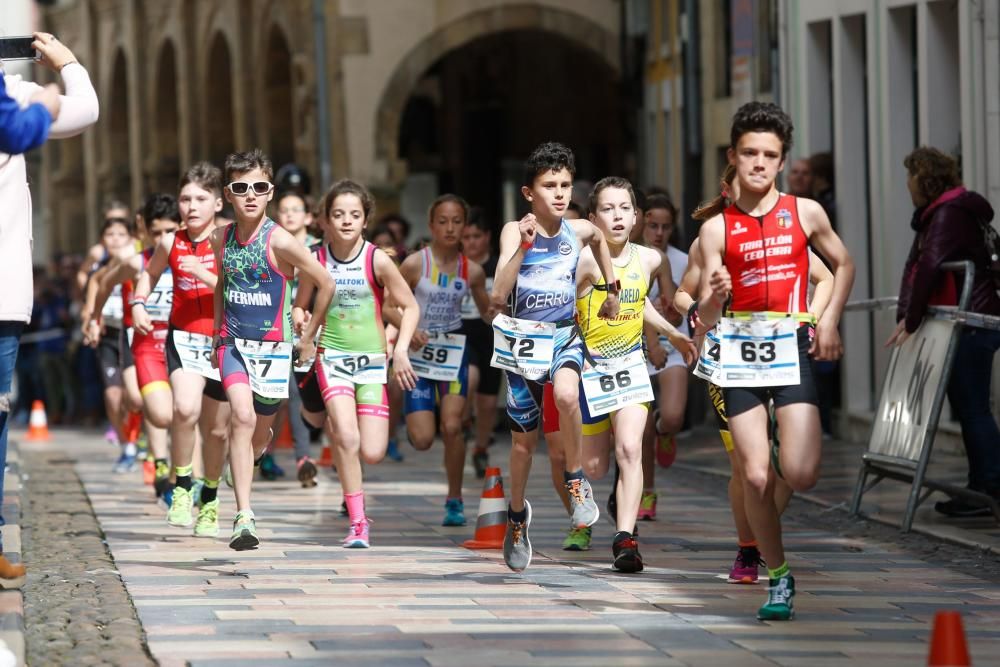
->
[205, 34, 235, 167]
[264, 26, 295, 170]
[396, 29, 623, 229]
[153, 41, 180, 194]
[107, 49, 131, 205]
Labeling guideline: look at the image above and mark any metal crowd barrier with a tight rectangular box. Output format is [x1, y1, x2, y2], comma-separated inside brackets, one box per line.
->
[844, 261, 1000, 530]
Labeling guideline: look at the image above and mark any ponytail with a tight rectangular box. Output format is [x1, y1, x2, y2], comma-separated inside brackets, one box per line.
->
[692, 164, 736, 221]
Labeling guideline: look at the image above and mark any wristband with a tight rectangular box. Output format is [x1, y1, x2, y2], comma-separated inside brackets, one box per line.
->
[129, 296, 146, 306]
[594, 279, 622, 294]
[520, 239, 533, 252]
[686, 302, 700, 333]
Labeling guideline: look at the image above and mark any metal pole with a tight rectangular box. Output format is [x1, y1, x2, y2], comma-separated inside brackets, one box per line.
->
[313, 0, 333, 187]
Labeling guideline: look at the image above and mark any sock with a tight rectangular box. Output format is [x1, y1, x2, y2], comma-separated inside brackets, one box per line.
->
[124, 410, 143, 443]
[175, 464, 193, 491]
[738, 540, 758, 549]
[768, 561, 790, 580]
[154, 458, 168, 469]
[507, 504, 527, 523]
[345, 490, 365, 524]
[563, 468, 584, 484]
[613, 530, 631, 544]
[123, 442, 137, 457]
[200, 478, 219, 504]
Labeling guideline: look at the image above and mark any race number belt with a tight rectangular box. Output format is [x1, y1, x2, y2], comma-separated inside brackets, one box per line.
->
[409, 332, 467, 382]
[320, 349, 388, 385]
[692, 328, 723, 385]
[234, 339, 292, 399]
[490, 314, 556, 381]
[715, 315, 800, 387]
[146, 273, 173, 322]
[581, 350, 654, 417]
[102, 287, 124, 329]
[172, 330, 221, 381]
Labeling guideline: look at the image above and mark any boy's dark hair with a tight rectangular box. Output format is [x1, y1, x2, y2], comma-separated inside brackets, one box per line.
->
[224, 148, 274, 184]
[467, 206, 491, 233]
[523, 141, 576, 187]
[587, 176, 636, 214]
[730, 102, 795, 157]
[142, 193, 181, 224]
[101, 216, 134, 237]
[103, 199, 130, 219]
[428, 194, 470, 222]
[276, 191, 307, 209]
[644, 193, 678, 220]
[379, 213, 410, 239]
[322, 179, 376, 222]
[179, 161, 223, 197]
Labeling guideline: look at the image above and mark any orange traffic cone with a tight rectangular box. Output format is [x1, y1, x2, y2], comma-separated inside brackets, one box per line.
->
[274, 419, 294, 449]
[928, 611, 971, 666]
[318, 443, 334, 467]
[463, 466, 507, 550]
[25, 400, 50, 441]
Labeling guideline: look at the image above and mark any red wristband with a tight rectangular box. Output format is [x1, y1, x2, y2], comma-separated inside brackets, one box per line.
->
[520, 239, 533, 251]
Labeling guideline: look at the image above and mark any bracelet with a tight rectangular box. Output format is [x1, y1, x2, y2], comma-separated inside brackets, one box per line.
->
[58, 60, 79, 71]
[520, 239, 533, 251]
[129, 296, 146, 306]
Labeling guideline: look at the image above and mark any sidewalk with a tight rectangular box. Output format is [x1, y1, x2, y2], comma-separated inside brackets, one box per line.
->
[20, 426, 1000, 666]
[676, 427, 1000, 554]
[0, 442, 24, 666]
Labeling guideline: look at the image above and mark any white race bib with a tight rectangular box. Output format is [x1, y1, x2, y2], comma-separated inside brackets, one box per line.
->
[715, 316, 800, 387]
[172, 330, 221, 381]
[102, 286, 124, 329]
[692, 328, 723, 385]
[321, 349, 388, 385]
[645, 334, 677, 375]
[145, 273, 173, 322]
[581, 350, 654, 417]
[490, 314, 555, 381]
[409, 332, 466, 382]
[234, 339, 292, 399]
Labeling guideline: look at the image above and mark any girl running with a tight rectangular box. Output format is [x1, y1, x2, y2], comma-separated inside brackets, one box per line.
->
[294, 179, 418, 548]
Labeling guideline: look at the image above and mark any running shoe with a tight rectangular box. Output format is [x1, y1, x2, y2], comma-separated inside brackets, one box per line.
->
[442, 498, 466, 526]
[166, 486, 194, 527]
[153, 460, 171, 490]
[112, 451, 137, 474]
[191, 478, 205, 509]
[472, 449, 489, 479]
[154, 476, 173, 502]
[343, 518, 370, 548]
[566, 478, 599, 528]
[193, 498, 220, 538]
[562, 526, 592, 551]
[135, 433, 149, 461]
[503, 499, 532, 572]
[729, 545, 764, 584]
[612, 531, 644, 573]
[142, 459, 155, 485]
[653, 410, 676, 468]
[229, 510, 259, 551]
[0, 555, 26, 590]
[385, 439, 404, 462]
[757, 574, 795, 620]
[259, 453, 284, 481]
[159, 486, 173, 510]
[104, 425, 119, 446]
[297, 456, 318, 488]
[637, 491, 657, 521]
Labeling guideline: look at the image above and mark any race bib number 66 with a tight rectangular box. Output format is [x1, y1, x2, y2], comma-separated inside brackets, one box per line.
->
[582, 351, 654, 416]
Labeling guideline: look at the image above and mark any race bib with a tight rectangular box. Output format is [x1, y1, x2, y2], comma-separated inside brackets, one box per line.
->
[145, 273, 174, 322]
[172, 330, 221, 381]
[582, 351, 654, 417]
[692, 329, 723, 384]
[234, 339, 292, 399]
[102, 286, 124, 328]
[645, 334, 676, 375]
[715, 316, 800, 387]
[321, 349, 388, 385]
[409, 332, 467, 382]
[291, 335, 317, 373]
[490, 314, 555, 381]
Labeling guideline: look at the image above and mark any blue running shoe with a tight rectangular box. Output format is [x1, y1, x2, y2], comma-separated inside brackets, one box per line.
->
[386, 439, 404, 462]
[442, 498, 466, 526]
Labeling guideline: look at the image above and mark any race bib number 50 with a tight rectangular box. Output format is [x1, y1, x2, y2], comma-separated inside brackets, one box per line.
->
[234, 339, 292, 398]
[582, 351, 654, 417]
[490, 314, 555, 381]
[321, 350, 388, 385]
[716, 317, 800, 387]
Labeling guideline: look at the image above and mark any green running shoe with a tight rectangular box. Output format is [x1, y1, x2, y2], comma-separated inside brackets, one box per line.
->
[193, 498, 220, 538]
[229, 510, 259, 551]
[166, 486, 194, 527]
[562, 526, 592, 551]
[757, 574, 795, 621]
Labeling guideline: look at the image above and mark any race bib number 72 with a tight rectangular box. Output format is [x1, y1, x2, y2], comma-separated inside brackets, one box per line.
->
[490, 314, 555, 381]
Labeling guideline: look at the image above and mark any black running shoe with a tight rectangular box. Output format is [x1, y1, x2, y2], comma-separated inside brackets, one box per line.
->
[612, 531, 644, 573]
[472, 450, 489, 479]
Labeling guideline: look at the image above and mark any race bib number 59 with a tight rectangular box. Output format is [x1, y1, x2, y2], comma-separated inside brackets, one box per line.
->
[409, 332, 466, 382]
[490, 314, 555, 381]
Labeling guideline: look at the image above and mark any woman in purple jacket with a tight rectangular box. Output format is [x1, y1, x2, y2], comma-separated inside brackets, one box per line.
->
[888, 146, 1000, 517]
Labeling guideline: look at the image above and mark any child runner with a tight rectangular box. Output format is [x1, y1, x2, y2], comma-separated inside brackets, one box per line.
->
[132, 163, 231, 537]
[567, 177, 695, 571]
[459, 210, 502, 478]
[697, 102, 855, 619]
[211, 149, 334, 551]
[394, 195, 490, 526]
[491, 142, 620, 572]
[294, 179, 419, 548]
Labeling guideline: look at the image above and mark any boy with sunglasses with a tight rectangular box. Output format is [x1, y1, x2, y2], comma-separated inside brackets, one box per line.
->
[210, 149, 334, 550]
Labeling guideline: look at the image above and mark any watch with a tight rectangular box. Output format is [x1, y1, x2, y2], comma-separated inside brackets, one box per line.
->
[595, 279, 622, 294]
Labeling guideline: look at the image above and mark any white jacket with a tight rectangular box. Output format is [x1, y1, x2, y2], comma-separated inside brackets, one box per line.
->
[0, 63, 99, 323]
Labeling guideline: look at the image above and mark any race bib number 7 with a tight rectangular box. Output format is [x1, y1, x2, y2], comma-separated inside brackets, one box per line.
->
[234, 339, 292, 398]
[715, 317, 800, 387]
[582, 351, 654, 417]
[490, 314, 555, 381]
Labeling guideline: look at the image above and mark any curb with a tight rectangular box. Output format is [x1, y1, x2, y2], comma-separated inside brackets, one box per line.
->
[0, 440, 25, 667]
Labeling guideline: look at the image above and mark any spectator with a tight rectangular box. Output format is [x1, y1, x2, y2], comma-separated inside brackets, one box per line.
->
[888, 146, 1000, 517]
[378, 212, 411, 261]
[786, 158, 813, 198]
[0, 32, 99, 588]
[809, 152, 836, 227]
[0, 65, 58, 154]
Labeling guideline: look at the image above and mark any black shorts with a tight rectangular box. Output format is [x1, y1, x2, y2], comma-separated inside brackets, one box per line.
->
[98, 327, 133, 388]
[296, 367, 326, 415]
[164, 327, 227, 402]
[459, 318, 502, 395]
[723, 326, 818, 418]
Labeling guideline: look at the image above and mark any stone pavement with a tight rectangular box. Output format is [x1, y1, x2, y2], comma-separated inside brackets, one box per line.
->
[14, 426, 1000, 666]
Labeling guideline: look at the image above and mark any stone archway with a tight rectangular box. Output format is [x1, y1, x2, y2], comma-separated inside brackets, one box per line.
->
[107, 48, 131, 204]
[152, 40, 181, 194]
[373, 3, 620, 186]
[264, 25, 295, 170]
[204, 32, 235, 167]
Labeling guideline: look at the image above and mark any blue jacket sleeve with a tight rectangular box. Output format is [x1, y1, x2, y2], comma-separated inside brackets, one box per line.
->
[0, 75, 52, 154]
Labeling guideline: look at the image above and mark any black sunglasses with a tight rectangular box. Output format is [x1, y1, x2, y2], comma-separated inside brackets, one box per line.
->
[227, 181, 273, 196]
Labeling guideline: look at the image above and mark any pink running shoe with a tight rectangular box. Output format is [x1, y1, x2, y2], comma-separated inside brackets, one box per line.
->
[728, 545, 763, 584]
[637, 491, 657, 520]
[343, 518, 370, 548]
[105, 426, 119, 446]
